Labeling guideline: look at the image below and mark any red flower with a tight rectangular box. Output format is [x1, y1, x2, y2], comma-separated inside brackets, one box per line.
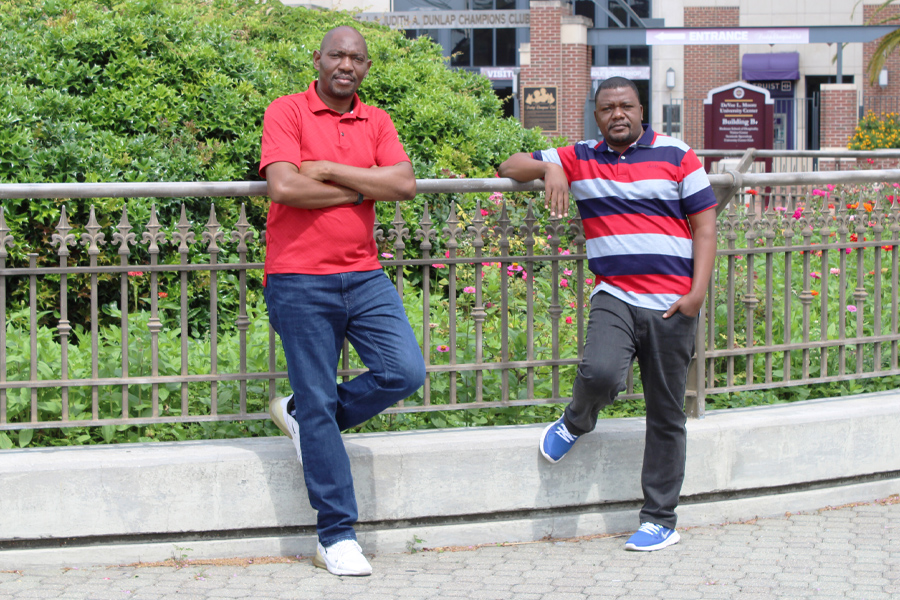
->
[158, 292, 168, 298]
[127, 271, 144, 277]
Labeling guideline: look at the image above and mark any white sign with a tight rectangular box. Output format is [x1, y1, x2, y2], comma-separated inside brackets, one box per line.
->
[645, 28, 809, 46]
[357, 10, 530, 29]
[591, 66, 650, 80]
[481, 67, 519, 80]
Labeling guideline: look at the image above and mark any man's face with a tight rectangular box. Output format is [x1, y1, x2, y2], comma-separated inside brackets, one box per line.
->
[313, 29, 371, 108]
[594, 86, 644, 153]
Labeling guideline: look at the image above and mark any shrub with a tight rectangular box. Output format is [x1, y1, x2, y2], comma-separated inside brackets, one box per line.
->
[848, 111, 900, 150]
[0, 0, 549, 327]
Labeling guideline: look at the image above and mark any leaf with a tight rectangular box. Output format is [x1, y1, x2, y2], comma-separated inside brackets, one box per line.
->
[18, 429, 33, 448]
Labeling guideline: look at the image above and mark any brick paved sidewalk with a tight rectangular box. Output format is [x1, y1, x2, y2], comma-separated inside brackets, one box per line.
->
[1, 497, 897, 600]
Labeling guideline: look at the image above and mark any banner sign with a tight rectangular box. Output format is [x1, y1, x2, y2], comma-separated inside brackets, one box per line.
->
[646, 28, 809, 45]
[591, 66, 650, 80]
[523, 86, 557, 131]
[357, 10, 530, 29]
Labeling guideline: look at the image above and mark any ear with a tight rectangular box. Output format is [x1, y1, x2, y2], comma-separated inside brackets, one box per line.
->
[313, 50, 321, 71]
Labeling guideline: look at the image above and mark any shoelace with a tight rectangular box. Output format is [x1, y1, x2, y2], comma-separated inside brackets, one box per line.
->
[554, 423, 575, 443]
[637, 522, 663, 535]
[328, 540, 363, 564]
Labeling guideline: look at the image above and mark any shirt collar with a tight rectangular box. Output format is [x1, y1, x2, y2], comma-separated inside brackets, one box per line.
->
[306, 80, 368, 119]
[598, 125, 655, 153]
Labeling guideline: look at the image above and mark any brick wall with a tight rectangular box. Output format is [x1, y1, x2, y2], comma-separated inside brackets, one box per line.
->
[521, 2, 562, 137]
[519, 2, 591, 143]
[684, 6, 740, 150]
[559, 43, 591, 143]
[863, 4, 900, 111]
[820, 85, 858, 149]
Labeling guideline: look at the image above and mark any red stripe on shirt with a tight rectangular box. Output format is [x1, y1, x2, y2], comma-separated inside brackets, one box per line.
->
[582, 214, 692, 239]
[599, 273, 692, 295]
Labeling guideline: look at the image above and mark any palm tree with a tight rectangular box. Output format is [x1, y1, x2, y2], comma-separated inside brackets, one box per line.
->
[860, 0, 900, 86]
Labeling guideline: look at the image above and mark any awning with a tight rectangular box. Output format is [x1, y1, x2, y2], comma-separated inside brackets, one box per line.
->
[742, 52, 800, 81]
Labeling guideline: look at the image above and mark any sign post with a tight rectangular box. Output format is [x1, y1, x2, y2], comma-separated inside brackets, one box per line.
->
[703, 82, 774, 173]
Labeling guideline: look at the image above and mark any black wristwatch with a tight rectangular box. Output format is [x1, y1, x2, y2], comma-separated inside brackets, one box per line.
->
[354, 192, 365, 205]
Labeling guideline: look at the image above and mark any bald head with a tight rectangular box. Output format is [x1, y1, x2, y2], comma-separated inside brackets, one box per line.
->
[321, 26, 368, 57]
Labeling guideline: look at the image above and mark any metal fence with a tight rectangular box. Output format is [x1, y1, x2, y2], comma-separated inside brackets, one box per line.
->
[1, 160, 899, 434]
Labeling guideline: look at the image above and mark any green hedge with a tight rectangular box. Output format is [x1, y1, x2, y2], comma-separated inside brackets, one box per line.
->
[0, 0, 549, 327]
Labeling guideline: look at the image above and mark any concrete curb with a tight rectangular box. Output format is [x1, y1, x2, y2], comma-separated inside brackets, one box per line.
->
[1, 392, 898, 567]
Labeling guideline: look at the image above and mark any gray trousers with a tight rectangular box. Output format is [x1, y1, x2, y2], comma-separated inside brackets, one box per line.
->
[564, 291, 697, 529]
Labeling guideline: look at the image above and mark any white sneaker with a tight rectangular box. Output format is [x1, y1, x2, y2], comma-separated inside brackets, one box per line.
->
[269, 395, 302, 464]
[313, 540, 372, 576]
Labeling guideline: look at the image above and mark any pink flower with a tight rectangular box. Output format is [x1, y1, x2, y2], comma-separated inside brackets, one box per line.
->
[792, 208, 803, 219]
[445, 250, 450, 258]
[565, 316, 573, 324]
[463, 286, 475, 294]
[847, 305, 858, 312]
[830, 268, 840, 275]
[381, 252, 393, 258]
[480, 209, 490, 217]
[437, 345, 449, 352]
[558, 249, 571, 255]
[845, 248, 852, 254]
[826, 184, 835, 192]
[867, 158, 876, 165]
[431, 263, 446, 268]
[585, 278, 594, 286]
[563, 269, 572, 276]
[560, 278, 569, 288]
[522, 272, 528, 280]
[481, 262, 492, 266]
[775, 206, 787, 212]
[489, 192, 504, 205]
[127, 271, 144, 277]
[810, 272, 820, 279]
[811, 189, 827, 197]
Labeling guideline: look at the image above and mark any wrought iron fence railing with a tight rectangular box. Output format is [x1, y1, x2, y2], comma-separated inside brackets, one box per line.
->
[1, 160, 899, 435]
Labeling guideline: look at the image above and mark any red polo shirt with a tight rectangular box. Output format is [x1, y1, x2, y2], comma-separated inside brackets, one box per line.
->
[259, 81, 411, 277]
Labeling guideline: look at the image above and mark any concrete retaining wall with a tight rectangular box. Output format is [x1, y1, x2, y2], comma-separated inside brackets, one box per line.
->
[1, 392, 898, 567]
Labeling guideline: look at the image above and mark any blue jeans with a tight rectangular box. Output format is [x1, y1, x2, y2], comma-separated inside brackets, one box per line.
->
[265, 270, 425, 547]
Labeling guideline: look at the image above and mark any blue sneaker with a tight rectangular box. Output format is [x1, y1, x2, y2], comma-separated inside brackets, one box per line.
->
[539, 416, 578, 463]
[624, 522, 681, 551]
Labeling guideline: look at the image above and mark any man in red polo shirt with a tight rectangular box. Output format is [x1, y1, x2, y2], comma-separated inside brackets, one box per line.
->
[259, 26, 424, 577]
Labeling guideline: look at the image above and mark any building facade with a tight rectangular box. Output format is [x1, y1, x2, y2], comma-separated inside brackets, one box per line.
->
[287, 0, 899, 150]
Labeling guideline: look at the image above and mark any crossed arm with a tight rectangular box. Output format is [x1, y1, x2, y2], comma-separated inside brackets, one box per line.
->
[265, 160, 417, 209]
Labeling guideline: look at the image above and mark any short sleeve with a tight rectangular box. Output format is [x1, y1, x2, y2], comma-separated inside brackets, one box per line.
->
[259, 98, 303, 178]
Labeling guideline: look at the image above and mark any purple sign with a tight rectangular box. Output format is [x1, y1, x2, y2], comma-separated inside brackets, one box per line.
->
[645, 28, 809, 46]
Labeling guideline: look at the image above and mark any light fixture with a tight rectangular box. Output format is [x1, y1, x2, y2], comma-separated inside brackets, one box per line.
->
[666, 67, 676, 90]
[880, 67, 889, 88]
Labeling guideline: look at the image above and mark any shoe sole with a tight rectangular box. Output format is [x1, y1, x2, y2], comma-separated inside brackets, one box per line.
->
[313, 548, 372, 576]
[269, 397, 292, 438]
[624, 530, 681, 552]
[539, 421, 563, 464]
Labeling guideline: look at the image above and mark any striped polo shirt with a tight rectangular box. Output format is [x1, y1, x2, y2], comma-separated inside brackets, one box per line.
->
[534, 126, 717, 312]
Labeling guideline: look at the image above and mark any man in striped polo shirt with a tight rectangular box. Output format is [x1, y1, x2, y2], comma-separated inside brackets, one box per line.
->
[499, 77, 717, 551]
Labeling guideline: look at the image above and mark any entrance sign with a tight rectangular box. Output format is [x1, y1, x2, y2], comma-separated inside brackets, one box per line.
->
[703, 82, 774, 171]
[523, 86, 558, 131]
[357, 10, 530, 29]
[645, 28, 809, 46]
